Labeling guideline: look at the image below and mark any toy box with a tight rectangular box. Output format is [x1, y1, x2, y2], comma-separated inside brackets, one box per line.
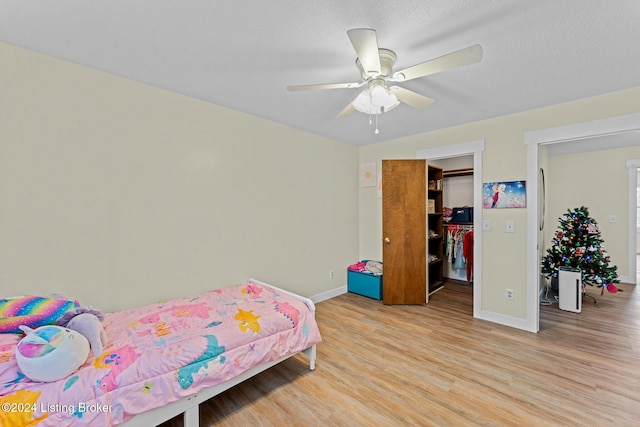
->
[347, 270, 383, 300]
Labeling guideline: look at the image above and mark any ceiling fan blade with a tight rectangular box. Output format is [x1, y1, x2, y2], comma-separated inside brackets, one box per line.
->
[338, 91, 364, 118]
[390, 86, 435, 109]
[287, 82, 364, 91]
[347, 28, 381, 77]
[337, 101, 356, 118]
[391, 44, 483, 82]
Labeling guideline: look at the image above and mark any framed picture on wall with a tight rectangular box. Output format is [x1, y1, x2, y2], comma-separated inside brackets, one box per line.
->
[360, 162, 376, 187]
[483, 181, 526, 208]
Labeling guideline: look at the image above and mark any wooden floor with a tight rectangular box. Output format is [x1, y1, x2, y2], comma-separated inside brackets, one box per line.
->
[160, 281, 640, 427]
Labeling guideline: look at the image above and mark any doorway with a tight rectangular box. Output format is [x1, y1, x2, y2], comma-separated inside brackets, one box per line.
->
[525, 112, 640, 333]
[428, 156, 474, 287]
[417, 139, 484, 320]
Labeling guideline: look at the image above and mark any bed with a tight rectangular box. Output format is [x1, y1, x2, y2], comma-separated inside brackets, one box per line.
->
[0, 278, 322, 427]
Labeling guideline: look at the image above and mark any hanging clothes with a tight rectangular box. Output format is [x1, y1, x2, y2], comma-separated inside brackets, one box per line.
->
[444, 224, 474, 282]
[453, 238, 465, 270]
[446, 227, 455, 263]
[463, 230, 474, 282]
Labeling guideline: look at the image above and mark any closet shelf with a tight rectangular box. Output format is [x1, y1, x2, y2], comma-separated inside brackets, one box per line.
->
[428, 164, 444, 297]
[429, 281, 444, 295]
[443, 168, 473, 178]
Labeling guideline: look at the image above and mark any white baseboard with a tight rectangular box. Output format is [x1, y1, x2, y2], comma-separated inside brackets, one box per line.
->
[618, 275, 634, 284]
[475, 309, 538, 333]
[311, 285, 347, 304]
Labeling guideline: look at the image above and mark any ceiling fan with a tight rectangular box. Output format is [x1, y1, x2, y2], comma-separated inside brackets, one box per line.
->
[287, 28, 483, 125]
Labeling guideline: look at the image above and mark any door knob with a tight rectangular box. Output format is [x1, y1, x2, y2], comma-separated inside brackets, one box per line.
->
[384, 237, 391, 244]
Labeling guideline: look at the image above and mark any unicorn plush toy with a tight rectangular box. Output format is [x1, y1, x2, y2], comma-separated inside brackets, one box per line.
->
[0, 295, 108, 382]
[15, 325, 90, 383]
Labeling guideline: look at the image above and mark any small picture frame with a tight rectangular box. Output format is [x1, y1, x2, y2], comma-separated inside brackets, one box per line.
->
[360, 162, 376, 187]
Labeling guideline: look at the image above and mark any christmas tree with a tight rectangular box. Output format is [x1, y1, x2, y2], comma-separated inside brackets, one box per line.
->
[541, 206, 620, 294]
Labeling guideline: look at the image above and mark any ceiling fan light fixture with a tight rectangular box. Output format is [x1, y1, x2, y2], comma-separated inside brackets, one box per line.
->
[381, 91, 400, 112]
[370, 85, 388, 107]
[353, 87, 399, 115]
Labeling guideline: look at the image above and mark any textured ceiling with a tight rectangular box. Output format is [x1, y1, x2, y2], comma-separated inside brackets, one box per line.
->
[1, 1, 640, 146]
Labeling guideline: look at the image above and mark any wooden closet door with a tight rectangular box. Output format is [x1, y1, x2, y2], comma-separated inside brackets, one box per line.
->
[382, 159, 427, 305]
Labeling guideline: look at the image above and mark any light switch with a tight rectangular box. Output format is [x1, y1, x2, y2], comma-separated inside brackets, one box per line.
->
[505, 220, 515, 233]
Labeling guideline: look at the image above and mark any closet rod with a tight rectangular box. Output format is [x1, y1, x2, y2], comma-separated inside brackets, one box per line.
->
[444, 223, 474, 229]
[443, 167, 473, 178]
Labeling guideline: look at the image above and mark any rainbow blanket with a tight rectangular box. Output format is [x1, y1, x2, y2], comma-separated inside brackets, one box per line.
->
[0, 296, 79, 334]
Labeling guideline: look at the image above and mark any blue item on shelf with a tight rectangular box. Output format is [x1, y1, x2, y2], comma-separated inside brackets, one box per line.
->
[451, 207, 473, 223]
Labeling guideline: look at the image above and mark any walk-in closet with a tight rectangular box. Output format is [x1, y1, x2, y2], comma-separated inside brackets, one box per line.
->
[429, 156, 474, 286]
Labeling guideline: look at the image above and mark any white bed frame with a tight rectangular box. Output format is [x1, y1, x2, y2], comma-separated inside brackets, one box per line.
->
[120, 278, 317, 427]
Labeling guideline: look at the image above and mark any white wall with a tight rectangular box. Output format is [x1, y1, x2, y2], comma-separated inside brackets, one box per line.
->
[546, 145, 640, 282]
[429, 156, 474, 209]
[0, 42, 359, 312]
[359, 86, 640, 322]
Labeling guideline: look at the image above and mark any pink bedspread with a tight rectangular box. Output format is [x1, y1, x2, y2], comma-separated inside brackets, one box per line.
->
[0, 282, 322, 426]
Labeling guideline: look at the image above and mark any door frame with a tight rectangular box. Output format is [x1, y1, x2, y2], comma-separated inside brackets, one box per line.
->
[525, 112, 640, 332]
[628, 160, 640, 284]
[417, 139, 484, 318]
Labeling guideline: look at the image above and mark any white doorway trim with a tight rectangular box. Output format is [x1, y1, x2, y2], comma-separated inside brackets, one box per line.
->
[417, 139, 484, 320]
[525, 112, 640, 332]
[628, 160, 640, 284]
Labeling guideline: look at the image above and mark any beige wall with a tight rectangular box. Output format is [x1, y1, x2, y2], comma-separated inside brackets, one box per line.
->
[359, 87, 640, 320]
[546, 145, 640, 281]
[0, 42, 359, 312]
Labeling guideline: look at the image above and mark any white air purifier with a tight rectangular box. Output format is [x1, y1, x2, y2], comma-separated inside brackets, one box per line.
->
[558, 266, 582, 313]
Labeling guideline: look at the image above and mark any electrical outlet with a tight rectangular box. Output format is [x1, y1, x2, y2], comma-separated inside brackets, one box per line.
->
[505, 220, 515, 233]
[329, 269, 334, 279]
[506, 289, 514, 300]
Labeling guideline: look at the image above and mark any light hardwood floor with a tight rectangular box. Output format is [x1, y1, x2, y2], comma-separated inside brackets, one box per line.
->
[160, 281, 640, 426]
